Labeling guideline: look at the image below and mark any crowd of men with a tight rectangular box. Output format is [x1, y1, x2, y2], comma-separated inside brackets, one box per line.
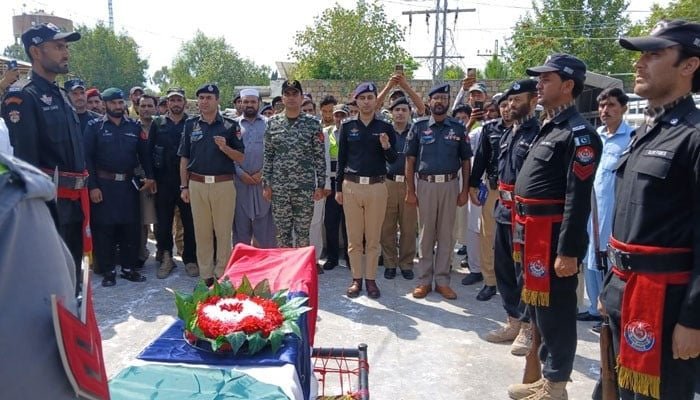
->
[0, 19, 698, 400]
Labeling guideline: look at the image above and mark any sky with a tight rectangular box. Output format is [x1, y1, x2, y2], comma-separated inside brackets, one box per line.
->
[1, 0, 666, 84]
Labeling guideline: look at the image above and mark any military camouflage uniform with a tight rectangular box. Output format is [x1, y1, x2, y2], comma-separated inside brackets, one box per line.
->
[263, 113, 325, 247]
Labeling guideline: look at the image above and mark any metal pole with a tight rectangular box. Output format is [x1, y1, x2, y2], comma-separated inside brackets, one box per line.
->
[432, 0, 440, 85]
[439, 0, 448, 84]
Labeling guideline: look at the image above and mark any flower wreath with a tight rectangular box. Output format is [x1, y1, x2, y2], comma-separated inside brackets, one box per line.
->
[172, 276, 311, 354]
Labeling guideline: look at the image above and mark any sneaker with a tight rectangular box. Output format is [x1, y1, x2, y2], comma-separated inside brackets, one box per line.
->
[157, 251, 176, 279]
[185, 262, 199, 277]
[511, 323, 532, 356]
[485, 317, 521, 343]
[508, 378, 545, 400]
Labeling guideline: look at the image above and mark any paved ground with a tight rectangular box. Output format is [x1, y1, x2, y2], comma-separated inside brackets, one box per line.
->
[95, 245, 604, 400]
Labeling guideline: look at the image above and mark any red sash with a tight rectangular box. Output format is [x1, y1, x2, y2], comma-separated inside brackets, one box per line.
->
[47, 169, 93, 255]
[512, 196, 564, 307]
[497, 181, 515, 225]
[609, 237, 691, 399]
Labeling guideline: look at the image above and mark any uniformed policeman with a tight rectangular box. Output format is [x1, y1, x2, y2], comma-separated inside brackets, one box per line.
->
[466, 88, 514, 302]
[179, 83, 245, 287]
[262, 80, 326, 248]
[63, 78, 100, 134]
[84, 88, 154, 286]
[484, 80, 540, 356]
[380, 96, 417, 280]
[233, 88, 276, 249]
[336, 82, 397, 299]
[0, 153, 106, 399]
[149, 87, 198, 278]
[507, 54, 602, 400]
[405, 83, 472, 300]
[1, 23, 88, 292]
[599, 20, 700, 400]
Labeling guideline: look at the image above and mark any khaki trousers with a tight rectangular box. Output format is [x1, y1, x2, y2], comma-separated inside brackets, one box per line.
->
[380, 179, 417, 269]
[416, 179, 459, 287]
[189, 180, 236, 279]
[342, 180, 388, 280]
[479, 188, 497, 286]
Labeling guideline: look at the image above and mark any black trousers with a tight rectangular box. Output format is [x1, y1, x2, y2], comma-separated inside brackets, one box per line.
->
[57, 221, 83, 294]
[533, 272, 578, 382]
[324, 181, 348, 264]
[600, 272, 699, 399]
[93, 223, 140, 273]
[155, 181, 197, 264]
[494, 221, 528, 321]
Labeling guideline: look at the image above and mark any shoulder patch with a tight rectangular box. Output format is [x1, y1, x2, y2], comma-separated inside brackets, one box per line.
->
[573, 134, 591, 146]
[572, 124, 586, 132]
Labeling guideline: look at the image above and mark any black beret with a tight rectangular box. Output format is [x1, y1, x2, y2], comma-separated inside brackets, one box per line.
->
[388, 96, 411, 110]
[353, 82, 377, 99]
[428, 83, 450, 97]
[196, 83, 219, 97]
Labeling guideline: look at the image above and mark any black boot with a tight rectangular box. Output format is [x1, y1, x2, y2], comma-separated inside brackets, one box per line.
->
[102, 270, 117, 287]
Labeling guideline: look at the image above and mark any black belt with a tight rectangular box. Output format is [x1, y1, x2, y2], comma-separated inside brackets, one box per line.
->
[607, 246, 693, 273]
[417, 172, 458, 183]
[97, 170, 133, 182]
[344, 174, 385, 184]
[514, 202, 564, 217]
[386, 174, 406, 182]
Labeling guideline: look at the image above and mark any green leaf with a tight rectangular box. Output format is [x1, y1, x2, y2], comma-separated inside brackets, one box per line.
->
[246, 332, 268, 355]
[211, 336, 226, 352]
[225, 332, 247, 354]
[192, 280, 211, 304]
[237, 275, 253, 296]
[268, 330, 285, 354]
[271, 288, 289, 306]
[173, 290, 195, 325]
[252, 279, 272, 298]
[219, 278, 235, 297]
[280, 320, 302, 338]
[282, 306, 312, 322]
[279, 296, 308, 312]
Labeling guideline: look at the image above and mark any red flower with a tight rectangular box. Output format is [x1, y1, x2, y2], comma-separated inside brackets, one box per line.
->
[195, 294, 285, 339]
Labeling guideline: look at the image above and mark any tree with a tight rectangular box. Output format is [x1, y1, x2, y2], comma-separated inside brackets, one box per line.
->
[69, 23, 148, 92]
[151, 66, 171, 90]
[442, 65, 465, 80]
[291, 1, 418, 80]
[167, 31, 270, 104]
[483, 55, 512, 80]
[3, 43, 28, 62]
[505, 0, 633, 77]
[630, 0, 699, 34]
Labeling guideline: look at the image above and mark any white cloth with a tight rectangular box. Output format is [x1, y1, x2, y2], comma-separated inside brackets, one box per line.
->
[0, 119, 13, 155]
[310, 198, 326, 262]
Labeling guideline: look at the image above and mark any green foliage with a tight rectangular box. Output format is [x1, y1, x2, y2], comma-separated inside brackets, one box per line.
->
[505, 0, 634, 76]
[442, 65, 465, 80]
[630, 0, 700, 35]
[483, 55, 512, 80]
[3, 44, 28, 62]
[166, 31, 270, 103]
[291, 1, 418, 80]
[69, 23, 147, 92]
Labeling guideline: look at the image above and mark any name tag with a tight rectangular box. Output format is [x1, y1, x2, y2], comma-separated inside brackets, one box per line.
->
[395, 175, 405, 183]
[114, 173, 126, 181]
[204, 175, 216, 184]
[435, 175, 445, 183]
[359, 176, 370, 184]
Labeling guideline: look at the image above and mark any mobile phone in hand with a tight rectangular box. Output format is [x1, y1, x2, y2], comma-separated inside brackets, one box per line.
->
[395, 64, 404, 74]
[466, 68, 476, 78]
[6, 59, 18, 70]
[473, 100, 484, 110]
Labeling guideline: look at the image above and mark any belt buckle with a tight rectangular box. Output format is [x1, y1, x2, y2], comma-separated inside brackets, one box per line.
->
[395, 175, 405, 183]
[359, 176, 370, 184]
[114, 173, 126, 181]
[515, 202, 525, 216]
[73, 177, 85, 190]
[435, 175, 445, 183]
[204, 175, 216, 184]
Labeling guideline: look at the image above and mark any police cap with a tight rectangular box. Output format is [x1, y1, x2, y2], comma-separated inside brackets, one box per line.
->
[260, 104, 273, 114]
[196, 83, 219, 97]
[428, 83, 450, 98]
[353, 82, 377, 99]
[508, 79, 538, 96]
[333, 104, 349, 115]
[526, 53, 587, 84]
[21, 23, 81, 56]
[619, 19, 700, 55]
[166, 87, 185, 98]
[389, 96, 411, 110]
[64, 78, 86, 92]
[282, 80, 303, 94]
[101, 88, 124, 102]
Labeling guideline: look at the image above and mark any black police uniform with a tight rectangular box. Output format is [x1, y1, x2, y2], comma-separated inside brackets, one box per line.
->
[513, 104, 601, 382]
[77, 109, 101, 135]
[469, 118, 508, 191]
[149, 113, 197, 265]
[494, 114, 540, 321]
[84, 114, 153, 283]
[178, 113, 244, 176]
[1, 72, 87, 280]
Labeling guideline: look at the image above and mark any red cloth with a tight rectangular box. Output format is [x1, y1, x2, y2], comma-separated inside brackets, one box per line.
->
[50, 169, 92, 254]
[609, 237, 691, 399]
[222, 244, 318, 345]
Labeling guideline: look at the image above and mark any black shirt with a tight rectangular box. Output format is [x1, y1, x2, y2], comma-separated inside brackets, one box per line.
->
[469, 119, 509, 188]
[495, 116, 540, 224]
[77, 110, 101, 136]
[178, 113, 244, 175]
[386, 123, 411, 176]
[514, 105, 602, 258]
[336, 116, 397, 192]
[405, 116, 472, 175]
[149, 113, 188, 184]
[612, 96, 700, 328]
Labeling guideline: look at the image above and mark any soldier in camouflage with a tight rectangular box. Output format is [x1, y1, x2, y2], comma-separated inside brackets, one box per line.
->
[262, 80, 326, 248]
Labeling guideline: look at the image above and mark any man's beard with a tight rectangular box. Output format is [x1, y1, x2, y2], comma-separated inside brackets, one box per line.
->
[106, 108, 124, 118]
[243, 107, 258, 118]
[431, 104, 447, 115]
[510, 103, 530, 121]
[44, 59, 69, 74]
[169, 105, 184, 115]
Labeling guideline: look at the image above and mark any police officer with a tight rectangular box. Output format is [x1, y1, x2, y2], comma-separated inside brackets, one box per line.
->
[179, 83, 244, 287]
[149, 87, 198, 278]
[466, 88, 514, 302]
[0, 153, 106, 399]
[507, 54, 601, 400]
[600, 20, 700, 400]
[336, 82, 397, 299]
[233, 88, 276, 248]
[406, 83, 472, 301]
[381, 96, 417, 280]
[86, 87, 105, 115]
[84, 87, 154, 287]
[262, 80, 326, 248]
[484, 80, 540, 356]
[63, 78, 100, 134]
[322, 104, 350, 270]
[1, 23, 88, 291]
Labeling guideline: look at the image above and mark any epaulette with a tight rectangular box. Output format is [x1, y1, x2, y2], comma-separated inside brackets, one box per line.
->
[5, 78, 30, 94]
[413, 116, 430, 123]
[341, 116, 358, 125]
